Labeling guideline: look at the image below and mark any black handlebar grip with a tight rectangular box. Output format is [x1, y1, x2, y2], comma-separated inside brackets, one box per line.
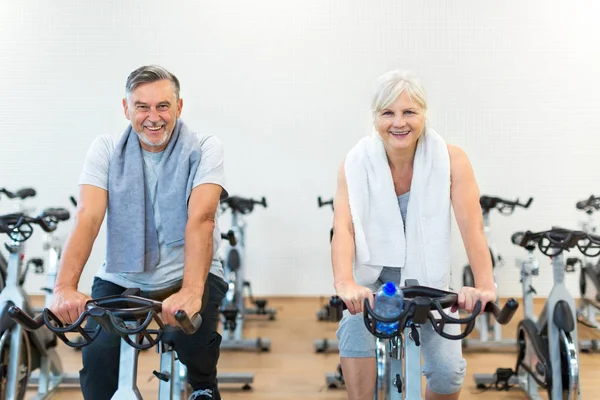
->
[484, 298, 519, 325]
[576, 200, 587, 210]
[523, 198, 533, 208]
[8, 306, 45, 331]
[318, 196, 334, 209]
[511, 232, 525, 245]
[174, 310, 203, 334]
[70, 196, 78, 207]
[42, 208, 71, 221]
[221, 230, 237, 246]
[329, 295, 345, 322]
[259, 197, 267, 208]
[16, 188, 36, 199]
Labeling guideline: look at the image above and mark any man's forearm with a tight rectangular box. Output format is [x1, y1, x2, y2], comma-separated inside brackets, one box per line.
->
[182, 219, 214, 291]
[54, 223, 98, 292]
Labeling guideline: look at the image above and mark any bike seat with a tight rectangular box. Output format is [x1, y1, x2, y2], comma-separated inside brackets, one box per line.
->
[227, 248, 241, 271]
[553, 300, 575, 332]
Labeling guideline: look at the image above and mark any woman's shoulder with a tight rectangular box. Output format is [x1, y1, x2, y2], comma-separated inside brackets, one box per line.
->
[446, 144, 474, 181]
[446, 143, 468, 163]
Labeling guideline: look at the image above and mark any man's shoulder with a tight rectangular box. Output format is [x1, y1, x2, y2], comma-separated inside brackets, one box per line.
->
[185, 130, 220, 147]
[88, 132, 123, 157]
[181, 131, 223, 156]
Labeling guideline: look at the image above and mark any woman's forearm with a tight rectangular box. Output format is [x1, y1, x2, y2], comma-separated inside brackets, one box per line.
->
[463, 228, 496, 291]
[331, 229, 356, 289]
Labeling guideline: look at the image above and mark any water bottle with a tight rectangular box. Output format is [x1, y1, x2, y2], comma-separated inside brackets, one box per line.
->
[374, 281, 404, 335]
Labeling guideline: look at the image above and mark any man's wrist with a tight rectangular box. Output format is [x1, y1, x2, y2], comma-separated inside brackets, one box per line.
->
[181, 282, 205, 294]
[54, 283, 78, 294]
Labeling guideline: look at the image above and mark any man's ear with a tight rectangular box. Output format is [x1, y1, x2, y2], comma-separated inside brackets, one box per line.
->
[176, 98, 183, 118]
[122, 98, 131, 120]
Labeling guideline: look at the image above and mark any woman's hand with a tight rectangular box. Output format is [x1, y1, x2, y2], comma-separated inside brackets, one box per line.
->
[334, 280, 373, 315]
[454, 286, 497, 314]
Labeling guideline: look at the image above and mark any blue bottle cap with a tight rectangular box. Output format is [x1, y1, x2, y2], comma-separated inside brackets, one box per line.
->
[383, 281, 396, 296]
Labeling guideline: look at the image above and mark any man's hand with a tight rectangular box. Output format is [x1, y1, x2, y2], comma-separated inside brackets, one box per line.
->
[454, 286, 497, 314]
[161, 287, 203, 327]
[50, 287, 92, 324]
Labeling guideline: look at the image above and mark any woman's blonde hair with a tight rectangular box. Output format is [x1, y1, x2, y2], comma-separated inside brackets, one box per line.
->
[370, 70, 428, 138]
[371, 70, 427, 117]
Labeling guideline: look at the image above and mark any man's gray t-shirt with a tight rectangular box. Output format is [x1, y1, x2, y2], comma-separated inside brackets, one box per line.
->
[79, 132, 226, 290]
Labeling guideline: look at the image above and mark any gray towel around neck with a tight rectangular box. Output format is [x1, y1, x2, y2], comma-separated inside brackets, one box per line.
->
[106, 119, 202, 273]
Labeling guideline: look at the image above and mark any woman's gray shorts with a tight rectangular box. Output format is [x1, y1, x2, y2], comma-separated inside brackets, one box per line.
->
[336, 267, 467, 395]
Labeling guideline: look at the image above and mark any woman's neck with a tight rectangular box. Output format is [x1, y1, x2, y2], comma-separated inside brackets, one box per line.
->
[385, 144, 417, 174]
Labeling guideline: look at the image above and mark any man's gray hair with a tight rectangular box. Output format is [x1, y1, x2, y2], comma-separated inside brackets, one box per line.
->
[125, 65, 181, 100]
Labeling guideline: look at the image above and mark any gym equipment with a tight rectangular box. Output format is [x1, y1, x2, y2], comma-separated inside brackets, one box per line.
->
[475, 227, 596, 399]
[461, 195, 532, 352]
[0, 208, 79, 399]
[219, 196, 273, 353]
[328, 281, 518, 399]
[0, 188, 37, 290]
[9, 288, 204, 399]
[574, 196, 600, 352]
[314, 196, 339, 353]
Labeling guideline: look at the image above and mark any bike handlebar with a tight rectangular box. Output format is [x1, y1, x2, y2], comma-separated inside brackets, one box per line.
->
[317, 196, 334, 210]
[576, 195, 600, 214]
[511, 227, 600, 257]
[0, 208, 70, 241]
[8, 289, 207, 350]
[221, 196, 267, 214]
[329, 284, 518, 340]
[0, 188, 37, 200]
[40, 208, 71, 221]
[480, 195, 533, 215]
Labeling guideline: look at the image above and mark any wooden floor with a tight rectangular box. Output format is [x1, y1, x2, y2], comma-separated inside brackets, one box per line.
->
[24, 297, 600, 399]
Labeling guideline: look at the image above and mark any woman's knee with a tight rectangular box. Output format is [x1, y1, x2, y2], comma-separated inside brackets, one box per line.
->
[422, 356, 466, 394]
[336, 312, 376, 358]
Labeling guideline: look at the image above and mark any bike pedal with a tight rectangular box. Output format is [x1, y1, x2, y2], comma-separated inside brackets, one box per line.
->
[151, 370, 170, 382]
[255, 299, 267, 309]
[495, 367, 513, 381]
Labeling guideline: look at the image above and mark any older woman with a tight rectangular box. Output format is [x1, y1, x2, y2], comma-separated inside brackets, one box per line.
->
[332, 70, 496, 400]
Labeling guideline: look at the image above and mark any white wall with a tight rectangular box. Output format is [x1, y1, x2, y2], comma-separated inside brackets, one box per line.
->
[1, 1, 599, 297]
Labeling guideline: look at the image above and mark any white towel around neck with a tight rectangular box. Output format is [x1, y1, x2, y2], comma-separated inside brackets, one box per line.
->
[344, 128, 452, 289]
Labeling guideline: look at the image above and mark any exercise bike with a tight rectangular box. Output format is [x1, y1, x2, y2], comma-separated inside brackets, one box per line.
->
[0, 187, 37, 290]
[574, 195, 600, 351]
[329, 280, 518, 399]
[219, 195, 273, 353]
[476, 227, 594, 399]
[462, 195, 532, 352]
[0, 208, 79, 399]
[9, 288, 204, 400]
[314, 196, 340, 354]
